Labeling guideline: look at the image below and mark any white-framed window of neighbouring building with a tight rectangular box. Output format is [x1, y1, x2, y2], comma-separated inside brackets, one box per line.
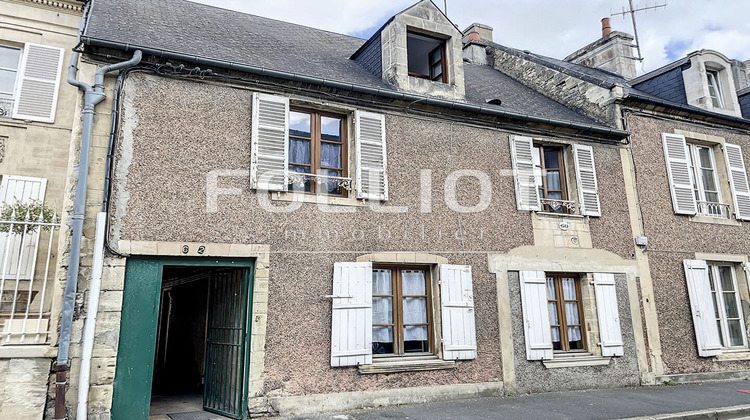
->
[0, 43, 64, 123]
[706, 70, 725, 109]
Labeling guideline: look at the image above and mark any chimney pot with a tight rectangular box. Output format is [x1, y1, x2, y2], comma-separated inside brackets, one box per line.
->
[468, 32, 481, 42]
[601, 17, 612, 37]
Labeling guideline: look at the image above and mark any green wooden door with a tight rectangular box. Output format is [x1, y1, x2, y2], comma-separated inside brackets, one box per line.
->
[111, 257, 254, 420]
[203, 268, 252, 419]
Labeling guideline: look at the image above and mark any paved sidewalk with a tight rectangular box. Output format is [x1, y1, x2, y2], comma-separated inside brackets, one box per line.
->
[285, 380, 750, 420]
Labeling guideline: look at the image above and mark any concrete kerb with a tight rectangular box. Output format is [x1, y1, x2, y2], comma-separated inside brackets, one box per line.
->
[619, 404, 750, 420]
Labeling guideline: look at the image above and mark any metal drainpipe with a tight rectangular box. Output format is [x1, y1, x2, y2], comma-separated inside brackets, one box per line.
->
[59, 11, 141, 415]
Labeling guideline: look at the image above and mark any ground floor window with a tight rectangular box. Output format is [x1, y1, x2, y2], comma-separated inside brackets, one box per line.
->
[708, 264, 747, 348]
[372, 266, 432, 355]
[546, 273, 585, 351]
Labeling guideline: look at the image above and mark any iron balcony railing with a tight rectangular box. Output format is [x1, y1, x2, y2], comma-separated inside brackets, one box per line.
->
[540, 198, 579, 214]
[288, 172, 354, 192]
[697, 201, 730, 219]
[0, 209, 59, 345]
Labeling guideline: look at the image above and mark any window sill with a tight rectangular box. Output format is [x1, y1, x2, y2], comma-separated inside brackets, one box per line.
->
[358, 355, 455, 374]
[542, 352, 611, 369]
[716, 350, 750, 362]
[535, 211, 584, 219]
[688, 215, 741, 226]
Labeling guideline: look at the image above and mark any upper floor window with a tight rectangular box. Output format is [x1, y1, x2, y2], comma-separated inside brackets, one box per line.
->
[0, 46, 21, 116]
[533, 144, 569, 213]
[510, 136, 601, 217]
[662, 133, 750, 221]
[0, 43, 63, 123]
[706, 70, 725, 109]
[686, 143, 725, 217]
[288, 109, 347, 196]
[406, 31, 446, 83]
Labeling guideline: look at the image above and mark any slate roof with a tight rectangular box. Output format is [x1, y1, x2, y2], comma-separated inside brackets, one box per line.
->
[82, 0, 599, 126]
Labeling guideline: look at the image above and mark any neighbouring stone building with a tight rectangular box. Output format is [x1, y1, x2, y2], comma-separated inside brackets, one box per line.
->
[469, 16, 750, 385]
[0, 1, 93, 419]
[54, 0, 656, 418]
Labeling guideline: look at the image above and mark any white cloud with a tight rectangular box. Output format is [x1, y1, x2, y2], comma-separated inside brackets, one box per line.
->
[189, 0, 750, 75]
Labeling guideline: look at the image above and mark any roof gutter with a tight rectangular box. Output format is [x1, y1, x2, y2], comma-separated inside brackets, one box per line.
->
[79, 36, 629, 140]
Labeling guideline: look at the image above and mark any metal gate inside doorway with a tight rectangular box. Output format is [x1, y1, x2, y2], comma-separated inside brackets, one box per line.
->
[204, 268, 251, 419]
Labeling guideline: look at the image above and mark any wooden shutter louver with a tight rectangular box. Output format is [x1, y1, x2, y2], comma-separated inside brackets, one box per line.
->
[355, 111, 388, 201]
[13, 43, 64, 123]
[593, 273, 624, 356]
[723, 143, 750, 221]
[683, 259, 722, 357]
[330, 262, 373, 367]
[0, 175, 47, 279]
[250, 93, 289, 192]
[573, 144, 601, 216]
[510, 136, 541, 211]
[439, 264, 477, 360]
[662, 133, 697, 215]
[519, 270, 553, 360]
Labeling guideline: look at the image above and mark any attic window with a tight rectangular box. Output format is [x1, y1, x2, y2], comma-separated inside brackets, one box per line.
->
[407, 31, 447, 83]
[706, 70, 725, 108]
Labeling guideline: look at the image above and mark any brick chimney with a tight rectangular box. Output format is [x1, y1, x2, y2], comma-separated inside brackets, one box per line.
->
[461, 23, 494, 66]
[563, 17, 637, 80]
[462, 23, 493, 42]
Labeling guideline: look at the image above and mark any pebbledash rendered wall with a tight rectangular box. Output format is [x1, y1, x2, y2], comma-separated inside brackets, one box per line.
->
[84, 71, 640, 415]
[628, 113, 750, 378]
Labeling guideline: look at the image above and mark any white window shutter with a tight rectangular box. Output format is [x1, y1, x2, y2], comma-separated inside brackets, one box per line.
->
[662, 133, 697, 215]
[0, 175, 47, 279]
[330, 262, 372, 367]
[519, 270, 553, 360]
[744, 262, 750, 292]
[723, 143, 750, 221]
[683, 259, 722, 357]
[250, 92, 288, 192]
[12, 43, 64, 123]
[355, 111, 388, 201]
[573, 144, 601, 216]
[593, 273, 623, 356]
[510, 136, 541, 211]
[439, 264, 477, 360]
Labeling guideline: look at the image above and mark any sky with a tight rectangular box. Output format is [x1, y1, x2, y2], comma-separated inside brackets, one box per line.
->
[188, 0, 750, 75]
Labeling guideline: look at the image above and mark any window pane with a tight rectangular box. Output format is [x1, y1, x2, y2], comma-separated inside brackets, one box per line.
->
[565, 302, 580, 325]
[402, 270, 426, 295]
[724, 293, 739, 318]
[0, 69, 16, 94]
[0, 47, 20, 70]
[404, 338, 429, 353]
[705, 192, 720, 204]
[288, 165, 311, 192]
[701, 169, 717, 193]
[373, 269, 392, 294]
[717, 320, 725, 346]
[373, 327, 394, 354]
[719, 266, 734, 291]
[403, 297, 427, 324]
[546, 278, 556, 300]
[547, 191, 563, 200]
[551, 326, 561, 346]
[289, 138, 311, 164]
[698, 147, 713, 168]
[373, 297, 393, 324]
[546, 171, 561, 191]
[568, 326, 584, 350]
[561, 278, 576, 300]
[544, 149, 560, 169]
[403, 325, 428, 341]
[712, 291, 720, 318]
[727, 320, 744, 347]
[320, 142, 342, 168]
[320, 116, 341, 141]
[548, 302, 559, 325]
[289, 111, 311, 138]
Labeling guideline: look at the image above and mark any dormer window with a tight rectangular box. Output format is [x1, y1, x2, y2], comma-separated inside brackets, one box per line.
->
[406, 31, 446, 83]
[706, 70, 725, 109]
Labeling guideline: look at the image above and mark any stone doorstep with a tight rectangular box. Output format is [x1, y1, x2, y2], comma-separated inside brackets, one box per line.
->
[655, 370, 750, 385]
[618, 403, 750, 420]
[358, 356, 455, 374]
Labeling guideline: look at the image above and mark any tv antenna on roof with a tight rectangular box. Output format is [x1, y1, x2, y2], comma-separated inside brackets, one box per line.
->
[611, 0, 667, 62]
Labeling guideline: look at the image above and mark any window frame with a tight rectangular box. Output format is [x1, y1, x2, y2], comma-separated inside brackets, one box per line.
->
[0, 45, 22, 117]
[706, 69, 725, 109]
[708, 263, 748, 350]
[546, 273, 586, 352]
[406, 31, 448, 84]
[288, 107, 349, 196]
[686, 142, 723, 215]
[533, 144, 570, 213]
[372, 264, 434, 357]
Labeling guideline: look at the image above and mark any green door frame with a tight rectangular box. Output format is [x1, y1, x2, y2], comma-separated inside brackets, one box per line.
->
[111, 257, 255, 420]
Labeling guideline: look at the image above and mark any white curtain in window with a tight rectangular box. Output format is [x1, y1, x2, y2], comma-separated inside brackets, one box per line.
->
[567, 326, 582, 342]
[372, 326, 393, 343]
[404, 325, 428, 341]
[373, 269, 391, 294]
[402, 270, 427, 341]
[551, 326, 561, 343]
[402, 270, 426, 294]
